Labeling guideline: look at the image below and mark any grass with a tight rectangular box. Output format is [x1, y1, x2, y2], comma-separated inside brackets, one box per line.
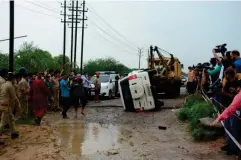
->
[176, 94, 224, 141]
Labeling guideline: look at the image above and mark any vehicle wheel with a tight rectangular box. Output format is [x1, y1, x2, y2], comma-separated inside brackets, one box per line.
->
[108, 90, 113, 99]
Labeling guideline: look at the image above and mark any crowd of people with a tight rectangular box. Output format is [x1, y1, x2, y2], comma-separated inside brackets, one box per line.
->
[187, 49, 241, 156]
[0, 68, 102, 145]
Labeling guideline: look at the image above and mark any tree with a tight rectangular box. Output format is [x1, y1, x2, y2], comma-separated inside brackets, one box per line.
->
[53, 55, 71, 73]
[0, 53, 9, 69]
[84, 57, 131, 75]
[15, 42, 54, 73]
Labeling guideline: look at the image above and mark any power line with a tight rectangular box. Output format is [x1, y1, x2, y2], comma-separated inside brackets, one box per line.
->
[57, 0, 62, 4]
[86, 3, 138, 49]
[35, 1, 60, 12]
[92, 28, 136, 56]
[15, 4, 61, 19]
[89, 19, 136, 53]
[89, 13, 136, 52]
[0, 35, 27, 42]
[25, 1, 60, 14]
[88, 9, 137, 51]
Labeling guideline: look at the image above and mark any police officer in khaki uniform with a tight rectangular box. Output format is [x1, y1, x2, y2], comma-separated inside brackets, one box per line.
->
[0, 69, 6, 144]
[0, 69, 21, 141]
[51, 73, 60, 111]
[18, 73, 30, 119]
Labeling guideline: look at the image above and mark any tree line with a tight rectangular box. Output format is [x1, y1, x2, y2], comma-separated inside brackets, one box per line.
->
[0, 42, 132, 75]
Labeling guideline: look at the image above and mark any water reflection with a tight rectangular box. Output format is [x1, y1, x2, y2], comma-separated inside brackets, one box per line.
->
[59, 121, 71, 150]
[71, 121, 85, 155]
[92, 125, 99, 141]
[57, 121, 120, 156]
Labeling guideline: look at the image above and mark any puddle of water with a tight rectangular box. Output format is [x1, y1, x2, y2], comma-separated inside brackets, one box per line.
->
[56, 121, 121, 156]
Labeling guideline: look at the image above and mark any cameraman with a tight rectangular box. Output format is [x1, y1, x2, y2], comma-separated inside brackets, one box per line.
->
[213, 49, 233, 88]
[213, 50, 233, 71]
[231, 50, 241, 80]
[208, 57, 222, 83]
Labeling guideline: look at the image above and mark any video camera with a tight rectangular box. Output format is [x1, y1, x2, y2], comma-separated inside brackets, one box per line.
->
[214, 44, 227, 56]
[194, 62, 211, 71]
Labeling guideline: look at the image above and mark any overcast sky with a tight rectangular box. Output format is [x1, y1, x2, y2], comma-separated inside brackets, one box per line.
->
[0, 0, 241, 71]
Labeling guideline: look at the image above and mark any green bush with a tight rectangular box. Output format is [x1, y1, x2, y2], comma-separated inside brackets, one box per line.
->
[188, 102, 215, 130]
[192, 128, 221, 141]
[176, 107, 190, 121]
[182, 95, 203, 109]
[176, 94, 221, 141]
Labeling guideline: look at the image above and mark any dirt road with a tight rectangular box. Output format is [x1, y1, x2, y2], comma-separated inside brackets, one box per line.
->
[0, 89, 236, 160]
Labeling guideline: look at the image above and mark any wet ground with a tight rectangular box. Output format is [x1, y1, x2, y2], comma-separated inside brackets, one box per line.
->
[0, 88, 236, 160]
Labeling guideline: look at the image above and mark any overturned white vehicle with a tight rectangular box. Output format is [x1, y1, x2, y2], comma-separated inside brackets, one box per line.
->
[118, 70, 164, 112]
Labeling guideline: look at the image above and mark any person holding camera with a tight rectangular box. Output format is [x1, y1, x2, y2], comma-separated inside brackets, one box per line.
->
[212, 48, 233, 88]
[208, 57, 222, 80]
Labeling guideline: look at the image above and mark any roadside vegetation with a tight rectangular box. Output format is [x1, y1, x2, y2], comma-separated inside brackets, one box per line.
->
[176, 95, 224, 140]
[0, 41, 131, 74]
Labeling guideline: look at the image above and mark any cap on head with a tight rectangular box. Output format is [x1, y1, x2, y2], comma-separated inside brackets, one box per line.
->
[0, 68, 8, 78]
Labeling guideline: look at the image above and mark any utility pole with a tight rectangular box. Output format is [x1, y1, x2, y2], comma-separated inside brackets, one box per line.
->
[70, 0, 74, 71]
[80, 0, 88, 74]
[67, 1, 82, 71]
[73, 0, 79, 70]
[138, 48, 144, 69]
[60, 0, 67, 69]
[9, 0, 14, 72]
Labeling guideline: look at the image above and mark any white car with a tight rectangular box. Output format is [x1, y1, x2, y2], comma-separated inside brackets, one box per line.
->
[119, 70, 163, 112]
[90, 72, 119, 98]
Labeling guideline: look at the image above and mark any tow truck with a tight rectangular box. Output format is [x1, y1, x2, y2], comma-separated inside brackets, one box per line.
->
[147, 46, 183, 98]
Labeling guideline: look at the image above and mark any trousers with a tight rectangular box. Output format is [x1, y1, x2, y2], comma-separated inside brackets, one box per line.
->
[53, 87, 59, 108]
[20, 97, 28, 118]
[61, 97, 71, 117]
[0, 108, 16, 133]
[226, 115, 241, 153]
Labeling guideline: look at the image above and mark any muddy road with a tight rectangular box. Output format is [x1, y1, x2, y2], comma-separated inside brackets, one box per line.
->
[0, 88, 235, 160]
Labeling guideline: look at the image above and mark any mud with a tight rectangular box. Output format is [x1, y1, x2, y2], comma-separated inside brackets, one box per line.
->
[0, 125, 60, 160]
[0, 90, 237, 160]
[46, 106, 234, 160]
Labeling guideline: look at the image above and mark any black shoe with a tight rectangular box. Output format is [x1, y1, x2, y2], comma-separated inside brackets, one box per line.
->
[221, 145, 229, 151]
[35, 117, 41, 126]
[11, 132, 19, 139]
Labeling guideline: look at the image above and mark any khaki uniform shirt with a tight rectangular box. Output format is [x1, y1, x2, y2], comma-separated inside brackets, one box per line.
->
[0, 81, 17, 111]
[0, 77, 5, 88]
[51, 76, 59, 89]
[94, 77, 101, 89]
[18, 78, 30, 98]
